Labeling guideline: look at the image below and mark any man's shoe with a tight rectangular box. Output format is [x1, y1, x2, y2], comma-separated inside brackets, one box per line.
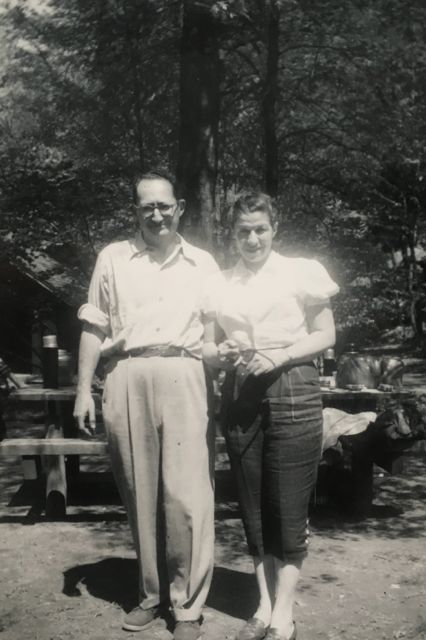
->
[122, 605, 161, 631]
[173, 620, 202, 640]
[264, 622, 297, 640]
[236, 617, 268, 640]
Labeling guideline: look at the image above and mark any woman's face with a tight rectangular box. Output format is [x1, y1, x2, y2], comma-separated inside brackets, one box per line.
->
[234, 210, 277, 269]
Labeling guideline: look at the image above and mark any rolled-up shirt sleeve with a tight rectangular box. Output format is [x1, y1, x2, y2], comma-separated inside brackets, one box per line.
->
[77, 249, 111, 336]
[301, 259, 340, 305]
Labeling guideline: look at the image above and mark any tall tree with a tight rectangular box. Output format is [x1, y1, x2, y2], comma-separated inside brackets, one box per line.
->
[2, 0, 426, 341]
[262, 0, 280, 196]
[176, 0, 221, 246]
[0, 0, 180, 269]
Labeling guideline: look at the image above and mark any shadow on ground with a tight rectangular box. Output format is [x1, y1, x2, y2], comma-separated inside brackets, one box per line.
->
[63, 557, 139, 611]
[206, 567, 257, 619]
[61, 555, 257, 621]
[309, 454, 426, 540]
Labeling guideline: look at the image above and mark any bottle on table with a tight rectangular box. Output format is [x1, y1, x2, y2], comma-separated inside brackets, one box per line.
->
[322, 348, 337, 388]
[42, 334, 58, 389]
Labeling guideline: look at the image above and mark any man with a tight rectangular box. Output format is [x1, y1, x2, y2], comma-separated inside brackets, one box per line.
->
[73, 171, 218, 640]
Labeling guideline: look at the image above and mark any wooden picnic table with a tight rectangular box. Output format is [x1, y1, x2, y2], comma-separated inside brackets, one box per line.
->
[320, 386, 416, 512]
[0, 384, 416, 518]
[321, 386, 415, 410]
[0, 386, 106, 519]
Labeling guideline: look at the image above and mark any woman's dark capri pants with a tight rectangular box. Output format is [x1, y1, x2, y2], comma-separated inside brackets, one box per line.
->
[221, 362, 323, 563]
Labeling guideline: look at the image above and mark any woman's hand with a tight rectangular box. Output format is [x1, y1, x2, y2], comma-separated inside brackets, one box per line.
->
[242, 349, 292, 376]
[243, 352, 277, 376]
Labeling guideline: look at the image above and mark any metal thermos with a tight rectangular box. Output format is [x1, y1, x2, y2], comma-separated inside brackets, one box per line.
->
[323, 348, 337, 376]
[42, 334, 58, 388]
[57, 349, 73, 387]
[336, 347, 380, 389]
[322, 348, 337, 388]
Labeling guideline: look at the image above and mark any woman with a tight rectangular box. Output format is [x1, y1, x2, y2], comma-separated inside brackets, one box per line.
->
[203, 192, 339, 640]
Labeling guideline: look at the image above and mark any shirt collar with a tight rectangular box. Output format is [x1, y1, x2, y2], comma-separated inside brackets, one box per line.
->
[129, 232, 149, 256]
[231, 250, 281, 281]
[129, 231, 198, 265]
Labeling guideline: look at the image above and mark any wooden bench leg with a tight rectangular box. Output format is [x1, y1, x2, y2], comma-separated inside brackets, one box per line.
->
[43, 455, 67, 519]
[351, 453, 374, 514]
[65, 455, 80, 481]
[62, 403, 81, 481]
[43, 424, 67, 519]
[21, 455, 42, 480]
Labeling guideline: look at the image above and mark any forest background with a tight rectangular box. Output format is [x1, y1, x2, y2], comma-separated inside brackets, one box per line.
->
[1, 0, 426, 351]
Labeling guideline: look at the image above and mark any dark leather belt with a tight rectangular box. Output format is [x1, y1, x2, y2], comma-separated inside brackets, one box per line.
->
[116, 346, 199, 360]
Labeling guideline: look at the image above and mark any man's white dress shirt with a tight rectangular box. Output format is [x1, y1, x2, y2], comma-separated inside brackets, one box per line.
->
[78, 233, 218, 358]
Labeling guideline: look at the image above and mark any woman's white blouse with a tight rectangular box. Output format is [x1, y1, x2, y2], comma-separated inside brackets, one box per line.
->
[207, 251, 339, 350]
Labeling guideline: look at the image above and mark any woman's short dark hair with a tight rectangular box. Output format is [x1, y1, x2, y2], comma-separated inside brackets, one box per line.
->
[133, 169, 181, 203]
[231, 191, 277, 227]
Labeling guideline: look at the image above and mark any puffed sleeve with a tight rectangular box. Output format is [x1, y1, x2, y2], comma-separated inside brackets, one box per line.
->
[77, 249, 111, 335]
[299, 259, 339, 305]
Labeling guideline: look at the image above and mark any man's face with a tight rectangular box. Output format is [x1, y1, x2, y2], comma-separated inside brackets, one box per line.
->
[136, 178, 184, 246]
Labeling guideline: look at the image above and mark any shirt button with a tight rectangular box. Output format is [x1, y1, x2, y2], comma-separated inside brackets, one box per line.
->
[155, 327, 160, 332]
[159, 297, 163, 302]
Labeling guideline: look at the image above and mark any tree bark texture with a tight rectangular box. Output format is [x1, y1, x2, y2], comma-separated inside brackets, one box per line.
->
[176, 0, 221, 247]
[124, 6, 145, 171]
[263, 0, 280, 197]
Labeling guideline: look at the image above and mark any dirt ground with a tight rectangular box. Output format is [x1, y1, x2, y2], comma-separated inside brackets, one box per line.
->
[1, 366, 426, 640]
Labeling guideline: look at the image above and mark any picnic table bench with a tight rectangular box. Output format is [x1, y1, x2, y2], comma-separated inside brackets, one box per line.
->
[0, 386, 107, 518]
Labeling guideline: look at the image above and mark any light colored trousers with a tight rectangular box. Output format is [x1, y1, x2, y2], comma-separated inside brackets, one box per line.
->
[102, 356, 215, 621]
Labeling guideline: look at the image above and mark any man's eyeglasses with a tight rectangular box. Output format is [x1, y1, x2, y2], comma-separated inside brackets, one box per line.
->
[139, 202, 177, 217]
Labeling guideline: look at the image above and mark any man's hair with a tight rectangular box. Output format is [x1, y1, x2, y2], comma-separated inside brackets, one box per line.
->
[133, 169, 181, 203]
[231, 191, 277, 227]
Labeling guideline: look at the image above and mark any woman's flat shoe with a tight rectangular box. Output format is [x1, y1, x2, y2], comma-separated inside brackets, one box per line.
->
[264, 622, 297, 640]
[236, 617, 268, 640]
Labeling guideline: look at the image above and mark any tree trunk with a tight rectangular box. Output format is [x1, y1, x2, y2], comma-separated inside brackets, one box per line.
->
[124, 8, 144, 171]
[407, 232, 419, 335]
[262, 0, 280, 197]
[176, 0, 221, 248]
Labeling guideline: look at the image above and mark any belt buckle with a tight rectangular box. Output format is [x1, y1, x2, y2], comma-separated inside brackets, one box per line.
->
[126, 345, 188, 359]
[146, 346, 179, 357]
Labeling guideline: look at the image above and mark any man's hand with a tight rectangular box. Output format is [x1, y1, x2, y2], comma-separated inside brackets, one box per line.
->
[73, 390, 96, 437]
[217, 340, 241, 369]
[73, 324, 103, 436]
